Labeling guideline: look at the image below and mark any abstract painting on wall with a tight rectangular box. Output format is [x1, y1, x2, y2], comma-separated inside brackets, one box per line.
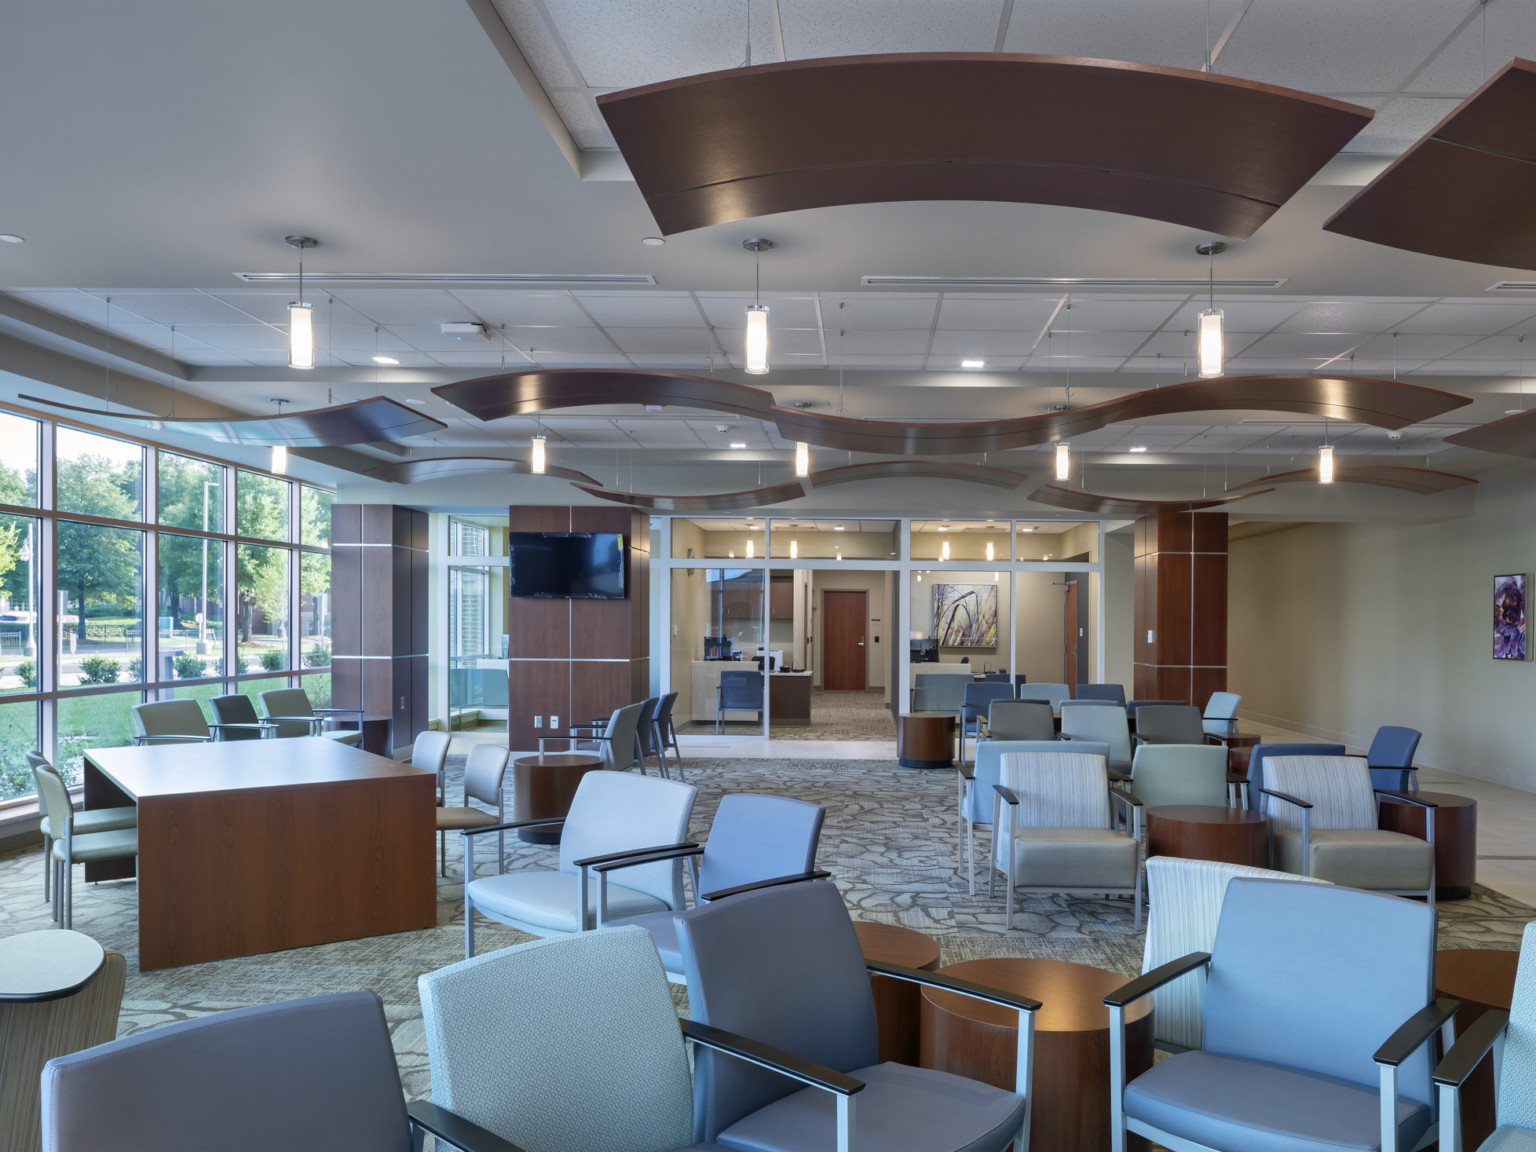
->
[1494, 573, 1527, 661]
[933, 583, 999, 647]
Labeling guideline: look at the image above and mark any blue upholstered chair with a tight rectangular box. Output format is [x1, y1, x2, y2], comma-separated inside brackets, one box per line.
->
[1017, 682, 1071, 713]
[982, 671, 1010, 683]
[1201, 691, 1243, 742]
[1106, 878, 1453, 1152]
[1134, 704, 1206, 746]
[1076, 683, 1128, 707]
[461, 770, 697, 955]
[1244, 742, 1347, 812]
[40, 991, 513, 1152]
[1262, 755, 1437, 903]
[991, 750, 1142, 929]
[1060, 700, 1134, 771]
[959, 682, 1015, 764]
[599, 793, 826, 980]
[717, 671, 763, 733]
[675, 880, 1038, 1151]
[1120, 744, 1230, 821]
[1368, 726, 1423, 793]
[1434, 919, 1536, 1152]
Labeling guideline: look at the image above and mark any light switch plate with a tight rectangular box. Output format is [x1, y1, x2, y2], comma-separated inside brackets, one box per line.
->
[533, 715, 543, 728]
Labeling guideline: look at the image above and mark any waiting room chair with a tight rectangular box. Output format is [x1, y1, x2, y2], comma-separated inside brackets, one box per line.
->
[717, 670, 764, 733]
[1263, 754, 1437, 903]
[1243, 741, 1346, 812]
[635, 696, 672, 778]
[912, 671, 968, 715]
[1105, 878, 1453, 1152]
[676, 880, 1039, 1151]
[654, 690, 684, 782]
[991, 750, 1142, 929]
[257, 687, 364, 743]
[959, 682, 1014, 764]
[957, 738, 1109, 894]
[40, 990, 513, 1152]
[1060, 700, 1134, 771]
[462, 769, 696, 955]
[983, 671, 1010, 683]
[1201, 691, 1243, 743]
[27, 751, 134, 906]
[412, 728, 452, 809]
[1118, 744, 1231, 823]
[129, 699, 213, 745]
[1076, 683, 1127, 707]
[553, 701, 645, 771]
[1434, 919, 1536, 1152]
[436, 744, 510, 878]
[1125, 699, 1185, 732]
[980, 699, 1055, 742]
[1017, 682, 1071, 713]
[1134, 704, 1206, 746]
[596, 792, 825, 980]
[208, 693, 278, 740]
[1139, 856, 1330, 1053]
[1368, 725, 1423, 793]
[31, 762, 137, 930]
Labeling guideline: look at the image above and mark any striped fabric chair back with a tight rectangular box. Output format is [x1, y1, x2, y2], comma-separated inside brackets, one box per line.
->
[1500, 919, 1536, 1130]
[999, 751, 1109, 829]
[1262, 756, 1377, 833]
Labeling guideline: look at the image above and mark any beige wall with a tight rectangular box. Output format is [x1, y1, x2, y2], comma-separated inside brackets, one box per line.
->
[1228, 468, 1536, 791]
[811, 569, 889, 698]
[1102, 529, 1135, 688]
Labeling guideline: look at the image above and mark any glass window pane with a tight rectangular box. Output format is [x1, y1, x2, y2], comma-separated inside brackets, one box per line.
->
[302, 671, 331, 708]
[157, 453, 224, 532]
[56, 522, 144, 687]
[912, 520, 1008, 563]
[159, 532, 224, 679]
[0, 699, 40, 799]
[0, 413, 40, 507]
[237, 543, 289, 672]
[769, 518, 897, 560]
[238, 675, 290, 712]
[671, 517, 764, 560]
[1017, 521, 1097, 561]
[237, 470, 289, 541]
[0, 514, 41, 695]
[450, 519, 490, 557]
[301, 486, 333, 548]
[300, 551, 330, 667]
[57, 690, 142, 781]
[56, 427, 142, 519]
[165, 680, 225, 709]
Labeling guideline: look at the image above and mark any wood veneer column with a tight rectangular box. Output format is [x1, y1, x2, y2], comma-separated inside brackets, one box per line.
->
[1133, 511, 1227, 705]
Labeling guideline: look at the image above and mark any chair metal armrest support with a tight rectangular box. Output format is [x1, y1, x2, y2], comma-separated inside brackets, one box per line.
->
[1374, 789, 1437, 809]
[865, 960, 1042, 1014]
[681, 1019, 864, 1096]
[132, 734, 212, 744]
[461, 818, 565, 838]
[406, 1100, 528, 1152]
[1103, 952, 1213, 1008]
[1435, 1008, 1510, 1088]
[700, 870, 831, 902]
[1259, 787, 1313, 810]
[588, 843, 703, 874]
[1376, 998, 1460, 1067]
[994, 783, 1019, 806]
[312, 707, 366, 717]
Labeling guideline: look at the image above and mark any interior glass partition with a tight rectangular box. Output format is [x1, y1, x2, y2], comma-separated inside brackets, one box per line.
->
[670, 565, 765, 735]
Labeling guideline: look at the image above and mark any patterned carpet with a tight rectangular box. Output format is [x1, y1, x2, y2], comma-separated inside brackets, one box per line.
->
[0, 755, 1530, 1107]
[680, 687, 897, 740]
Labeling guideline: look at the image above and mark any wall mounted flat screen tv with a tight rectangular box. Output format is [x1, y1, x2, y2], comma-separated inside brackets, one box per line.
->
[509, 532, 626, 599]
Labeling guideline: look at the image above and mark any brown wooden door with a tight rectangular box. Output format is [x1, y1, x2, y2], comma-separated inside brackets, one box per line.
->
[1063, 579, 1079, 686]
[823, 590, 867, 691]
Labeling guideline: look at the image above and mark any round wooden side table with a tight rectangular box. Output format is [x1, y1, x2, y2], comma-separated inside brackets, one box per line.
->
[1146, 805, 1269, 867]
[898, 712, 957, 769]
[0, 930, 105, 1003]
[1378, 791, 1476, 899]
[1437, 947, 1519, 1152]
[510, 753, 604, 843]
[920, 957, 1155, 1151]
[852, 921, 941, 1066]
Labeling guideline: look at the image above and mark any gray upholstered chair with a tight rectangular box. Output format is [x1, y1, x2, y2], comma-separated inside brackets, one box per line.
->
[1106, 878, 1452, 1152]
[1435, 919, 1536, 1152]
[1076, 683, 1127, 707]
[27, 751, 134, 906]
[549, 702, 644, 771]
[32, 763, 137, 930]
[635, 696, 672, 778]
[1139, 856, 1329, 1054]
[257, 687, 363, 743]
[208, 693, 278, 740]
[1017, 682, 1071, 713]
[676, 879, 1038, 1151]
[1244, 741, 1346, 812]
[1126, 699, 1184, 732]
[436, 743, 509, 878]
[980, 699, 1055, 742]
[40, 990, 514, 1152]
[462, 769, 697, 955]
[1201, 691, 1243, 742]
[130, 699, 214, 745]
[1263, 754, 1437, 903]
[1133, 704, 1206, 746]
[413, 728, 452, 806]
[959, 682, 1015, 765]
[1120, 744, 1231, 819]
[654, 691, 684, 781]
[1059, 700, 1134, 771]
[913, 670, 968, 715]
[991, 750, 1142, 929]
[598, 792, 826, 980]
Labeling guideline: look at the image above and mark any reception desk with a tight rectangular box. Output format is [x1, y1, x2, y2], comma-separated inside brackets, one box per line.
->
[690, 661, 812, 724]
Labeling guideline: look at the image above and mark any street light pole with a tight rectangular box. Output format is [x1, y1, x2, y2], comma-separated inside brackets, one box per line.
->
[20, 526, 33, 658]
[199, 480, 219, 654]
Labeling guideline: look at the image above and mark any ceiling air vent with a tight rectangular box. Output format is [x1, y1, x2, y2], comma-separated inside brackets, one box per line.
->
[232, 272, 657, 286]
[860, 275, 1286, 289]
[1488, 281, 1536, 292]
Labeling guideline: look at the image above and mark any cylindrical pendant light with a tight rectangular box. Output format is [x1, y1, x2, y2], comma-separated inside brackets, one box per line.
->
[1318, 443, 1335, 484]
[1194, 241, 1228, 379]
[1055, 442, 1070, 480]
[270, 445, 288, 475]
[794, 441, 809, 477]
[941, 539, 950, 561]
[285, 236, 318, 370]
[530, 435, 547, 475]
[985, 541, 994, 561]
[743, 238, 773, 375]
[789, 539, 798, 560]
[745, 539, 755, 559]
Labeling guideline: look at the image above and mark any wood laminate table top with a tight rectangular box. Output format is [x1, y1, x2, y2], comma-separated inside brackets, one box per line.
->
[0, 930, 105, 1002]
[924, 957, 1152, 1032]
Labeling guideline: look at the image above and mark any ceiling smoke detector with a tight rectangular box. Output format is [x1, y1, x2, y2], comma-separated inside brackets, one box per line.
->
[440, 322, 491, 342]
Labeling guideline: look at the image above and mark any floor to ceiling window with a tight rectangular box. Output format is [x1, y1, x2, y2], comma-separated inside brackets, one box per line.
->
[0, 404, 334, 803]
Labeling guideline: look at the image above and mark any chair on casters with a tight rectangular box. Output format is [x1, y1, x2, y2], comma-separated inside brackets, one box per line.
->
[30, 762, 137, 930]
[550, 702, 645, 771]
[653, 690, 684, 782]
[207, 694, 279, 740]
[1367, 725, 1423, 792]
[717, 670, 764, 733]
[26, 751, 134, 907]
[129, 699, 214, 745]
[436, 744, 509, 879]
[258, 687, 364, 743]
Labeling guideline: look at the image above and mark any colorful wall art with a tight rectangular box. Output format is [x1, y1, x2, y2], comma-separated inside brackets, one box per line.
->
[1494, 573, 1528, 661]
[933, 583, 999, 647]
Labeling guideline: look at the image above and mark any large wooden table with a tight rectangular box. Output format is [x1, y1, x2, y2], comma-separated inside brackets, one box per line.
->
[84, 738, 437, 971]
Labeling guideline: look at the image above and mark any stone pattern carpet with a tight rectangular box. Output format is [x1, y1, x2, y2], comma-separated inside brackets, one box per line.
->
[0, 756, 1529, 1106]
[680, 687, 897, 740]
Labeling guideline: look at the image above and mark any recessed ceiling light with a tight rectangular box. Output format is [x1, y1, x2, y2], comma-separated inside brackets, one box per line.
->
[730, 442, 747, 449]
[1022, 526, 1035, 533]
[372, 355, 400, 365]
[937, 526, 948, 532]
[1128, 445, 1148, 453]
[404, 398, 427, 405]
[0, 234, 24, 244]
[641, 236, 665, 246]
[834, 525, 845, 531]
[960, 359, 985, 369]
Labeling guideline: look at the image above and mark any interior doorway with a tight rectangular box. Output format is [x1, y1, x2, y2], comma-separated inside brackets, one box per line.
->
[822, 589, 868, 691]
[1062, 572, 1088, 686]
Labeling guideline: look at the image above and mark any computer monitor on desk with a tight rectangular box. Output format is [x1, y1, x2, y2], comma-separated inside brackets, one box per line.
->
[704, 636, 733, 660]
[910, 638, 938, 663]
[754, 648, 783, 672]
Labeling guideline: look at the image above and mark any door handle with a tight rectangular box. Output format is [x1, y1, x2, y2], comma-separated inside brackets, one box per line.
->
[857, 638, 865, 646]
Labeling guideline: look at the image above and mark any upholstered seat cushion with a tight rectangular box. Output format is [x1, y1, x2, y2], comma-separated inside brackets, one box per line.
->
[1483, 1126, 1536, 1152]
[435, 806, 498, 830]
[716, 1061, 1025, 1152]
[467, 871, 668, 933]
[320, 728, 362, 744]
[610, 908, 684, 974]
[1008, 826, 1138, 888]
[52, 827, 137, 862]
[1274, 828, 1433, 890]
[1124, 1049, 1431, 1152]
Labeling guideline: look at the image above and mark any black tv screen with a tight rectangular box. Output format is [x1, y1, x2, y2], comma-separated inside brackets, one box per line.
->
[509, 532, 626, 599]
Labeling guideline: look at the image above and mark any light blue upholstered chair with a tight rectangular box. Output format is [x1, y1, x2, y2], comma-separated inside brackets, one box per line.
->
[957, 738, 1109, 893]
[1060, 700, 1134, 771]
[1106, 878, 1454, 1152]
[27, 751, 134, 907]
[676, 880, 1039, 1151]
[1368, 726, 1423, 793]
[599, 793, 826, 980]
[1435, 919, 1536, 1152]
[40, 991, 513, 1152]
[1017, 682, 1071, 713]
[1263, 754, 1437, 903]
[991, 750, 1142, 929]
[1244, 742, 1347, 812]
[1201, 691, 1243, 742]
[1121, 744, 1230, 819]
[1140, 856, 1330, 1054]
[462, 769, 697, 956]
[959, 681, 1015, 764]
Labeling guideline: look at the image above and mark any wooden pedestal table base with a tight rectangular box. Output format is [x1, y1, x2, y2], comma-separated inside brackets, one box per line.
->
[920, 957, 1154, 1151]
[1436, 947, 1519, 1152]
[1146, 805, 1269, 868]
[1378, 790, 1476, 900]
[511, 753, 605, 844]
[898, 711, 957, 769]
[852, 921, 941, 1066]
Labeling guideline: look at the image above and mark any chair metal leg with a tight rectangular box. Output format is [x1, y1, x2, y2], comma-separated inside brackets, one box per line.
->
[42, 833, 50, 902]
[439, 830, 446, 878]
[967, 820, 976, 896]
[463, 835, 476, 958]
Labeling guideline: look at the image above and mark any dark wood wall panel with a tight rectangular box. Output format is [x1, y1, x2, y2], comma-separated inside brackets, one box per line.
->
[1134, 511, 1227, 707]
[571, 662, 633, 729]
[508, 663, 571, 752]
[1192, 554, 1229, 668]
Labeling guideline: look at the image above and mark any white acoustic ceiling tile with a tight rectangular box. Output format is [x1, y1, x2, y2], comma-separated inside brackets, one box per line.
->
[929, 329, 1039, 356]
[1404, 4, 1536, 94]
[625, 353, 721, 369]
[1350, 333, 1479, 359]
[822, 296, 939, 329]
[449, 291, 592, 327]
[1040, 332, 1147, 356]
[1222, 357, 1335, 373]
[326, 289, 462, 325]
[430, 350, 508, 367]
[1118, 357, 1200, 375]
[502, 325, 618, 353]
[934, 296, 1062, 331]
[839, 329, 932, 355]
[604, 327, 712, 354]
[542, 0, 780, 89]
[576, 294, 704, 327]
[1343, 95, 1464, 155]
[1240, 333, 1365, 359]
[1394, 303, 1534, 335]
[528, 351, 634, 367]
[321, 325, 415, 354]
[107, 292, 256, 326]
[1134, 330, 1258, 359]
[1275, 300, 1436, 334]
[385, 324, 488, 354]
[622, 423, 710, 448]
[1023, 355, 1128, 371]
[837, 354, 932, 367]
[172, 324, 286, 353]
[334, 351, 438, 369]
[547, 88, 616, 150]
[11, 291, 120, 328]
[107, 322, 177, 352]
[1058, 298, 1186, 330]
[778, 0, 1003, 56]
[1162, 299, 1308, 332]
[763, 328, 825, 357]
[490, 0, 583, 89]
[698, 293, 822, 329]
[209, 292, 304, 325]
[1002, 0, 1245, 70]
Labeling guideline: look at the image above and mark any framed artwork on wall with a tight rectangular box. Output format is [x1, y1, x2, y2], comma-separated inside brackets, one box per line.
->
[1494, 573, 1528, 661]
[933, 583, 999, 647]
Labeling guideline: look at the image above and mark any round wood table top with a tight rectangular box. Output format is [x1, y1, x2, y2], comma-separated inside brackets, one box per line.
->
[853, 921, 941, 971]
[923, 957, 1152, 1031]
[1437, 948, 1519, 1010]
[512, 753, 604, 769]
[1147, 804, 1267, 827]
[902, 711, 958, 722]
[0, 930, 105, 1002]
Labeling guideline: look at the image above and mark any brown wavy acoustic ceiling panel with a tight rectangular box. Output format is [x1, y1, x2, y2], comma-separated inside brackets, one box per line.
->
[1031, 485, 1272, 516]
[571, 480, 809, 513]
[1225, 464, 1475, 495]
[19, 395, 446, 446]
[807, 461, 1029, 489]
[596, 53, 1373, 238]
[434, 369, 775, 422]
[363, 457, 599, 486]
[1445, 407, 1536, 458]
[1325, 59, 1536, 268]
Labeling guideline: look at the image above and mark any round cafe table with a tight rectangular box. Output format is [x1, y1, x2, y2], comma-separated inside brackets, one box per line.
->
[1146, 805, 1269, 868]
[0, 930, 105, 1003]
[1378, 791, 1476, 900]
[1436, 948, 1520, 1152]
[510, 753, 604, 843]
[852, 921, 941, 1066]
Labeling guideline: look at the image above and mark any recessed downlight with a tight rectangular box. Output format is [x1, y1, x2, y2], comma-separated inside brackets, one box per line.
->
[729, 442, 747, 449]
[834, 525, 845, 531]
[404, 398, 427, 405]
[641, 236, 665, 247]
[1128, 445, 1148, 453]
[372, 355, 400, 365]
[0, 234, 24, 244]
[960, 359, 985, 369]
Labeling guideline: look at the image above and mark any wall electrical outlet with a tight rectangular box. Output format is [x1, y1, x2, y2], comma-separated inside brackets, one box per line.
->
[533, 715, 542, 729]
